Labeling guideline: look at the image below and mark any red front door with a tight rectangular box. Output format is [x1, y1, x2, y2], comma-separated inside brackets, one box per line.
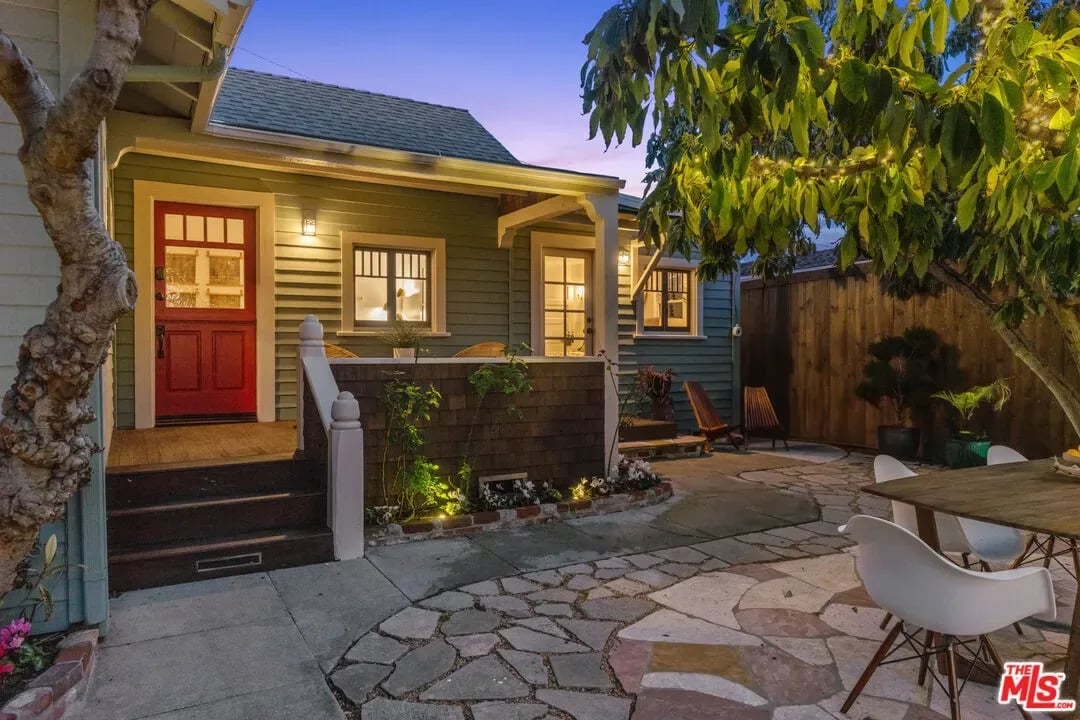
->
[154, 202, 257, 422]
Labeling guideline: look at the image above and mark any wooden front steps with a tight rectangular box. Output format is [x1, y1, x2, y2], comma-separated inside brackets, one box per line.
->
[619, 435, 708, 460]
[106, 457, 333, 592]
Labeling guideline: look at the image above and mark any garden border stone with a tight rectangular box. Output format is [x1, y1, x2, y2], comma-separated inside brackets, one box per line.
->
[365, 481, 673, 546]
[0, 628, 99, 720]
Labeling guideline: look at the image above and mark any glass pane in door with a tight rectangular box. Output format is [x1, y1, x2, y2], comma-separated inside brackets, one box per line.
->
[541, 251, 591, 357]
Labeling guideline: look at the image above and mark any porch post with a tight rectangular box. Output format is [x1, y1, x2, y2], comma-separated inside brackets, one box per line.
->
[582, 194, 621, 473]
[296, 315, 325, 453]
[329, 391, 365, 560]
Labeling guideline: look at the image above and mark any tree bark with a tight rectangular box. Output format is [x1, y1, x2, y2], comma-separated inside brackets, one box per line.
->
[929, 262, 1080, 439]
[0, 0, 153, 596]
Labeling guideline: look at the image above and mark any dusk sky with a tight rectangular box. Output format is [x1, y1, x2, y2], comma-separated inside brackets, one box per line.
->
[231, 0, 651, 196]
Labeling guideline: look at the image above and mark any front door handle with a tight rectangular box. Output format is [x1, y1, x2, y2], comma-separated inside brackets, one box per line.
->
[156, 324, 166, 359]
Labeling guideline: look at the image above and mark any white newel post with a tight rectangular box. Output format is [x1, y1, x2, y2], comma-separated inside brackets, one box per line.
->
[296, 315, 326, 453]
[330, 391, 365, 560]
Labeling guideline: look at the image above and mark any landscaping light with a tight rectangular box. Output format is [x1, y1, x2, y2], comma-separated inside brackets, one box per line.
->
[301, 214, 317, 237]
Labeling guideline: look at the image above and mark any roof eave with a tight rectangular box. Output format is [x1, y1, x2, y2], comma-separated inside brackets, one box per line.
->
[201, 121, 624, 195]
[190, 0, 254, 133]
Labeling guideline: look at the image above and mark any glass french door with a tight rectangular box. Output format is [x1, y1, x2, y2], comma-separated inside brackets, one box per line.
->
[542, 249, 593, 357]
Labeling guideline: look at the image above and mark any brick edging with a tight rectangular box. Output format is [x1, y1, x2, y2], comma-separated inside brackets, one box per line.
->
[1, 628, 98, 720]
[366, 481, 673, 546]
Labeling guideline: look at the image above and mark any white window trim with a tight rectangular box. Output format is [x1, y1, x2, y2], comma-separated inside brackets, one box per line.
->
[340, 232, 447, 334]
[632, 251, 706, 340]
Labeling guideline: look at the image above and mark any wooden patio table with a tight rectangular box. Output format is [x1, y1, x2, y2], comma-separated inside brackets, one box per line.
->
[861, 459, 1080, 706]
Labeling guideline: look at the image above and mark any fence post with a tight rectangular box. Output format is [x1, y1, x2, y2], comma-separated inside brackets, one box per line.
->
[296, 315, 325, 453]
[329, 391, 365, 560]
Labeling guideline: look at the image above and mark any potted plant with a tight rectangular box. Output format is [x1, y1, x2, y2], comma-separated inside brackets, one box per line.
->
[636, 367, 675, 421]
[379, 319, 423, 358]
[855, 327, 942, 460]
[933, 379, 1011, 468]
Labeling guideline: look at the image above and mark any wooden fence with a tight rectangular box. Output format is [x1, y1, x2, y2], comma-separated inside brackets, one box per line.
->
[739, 266, 1079, 459]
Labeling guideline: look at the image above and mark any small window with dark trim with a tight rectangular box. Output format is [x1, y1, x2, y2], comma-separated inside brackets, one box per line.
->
[353, 247, 430, 326]
[642, 268, 690, 332]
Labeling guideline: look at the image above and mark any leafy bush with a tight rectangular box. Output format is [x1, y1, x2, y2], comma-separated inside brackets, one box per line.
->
[933, 378, 1012, 440]
[855, 327, 943, 426]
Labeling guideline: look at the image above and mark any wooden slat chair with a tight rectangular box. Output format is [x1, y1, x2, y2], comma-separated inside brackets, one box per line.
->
[743, 386, 789, 449]
[683, 380, 744, 450]
[453, 342, 506, 358]
[324, 343, 359, 359]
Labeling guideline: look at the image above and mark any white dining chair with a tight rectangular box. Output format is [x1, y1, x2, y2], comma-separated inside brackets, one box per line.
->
[873, 455, 1027, 633]
[840, 514, 1055, 720]
[873, 455, 972, 555]
[990, 445, 1080, 578]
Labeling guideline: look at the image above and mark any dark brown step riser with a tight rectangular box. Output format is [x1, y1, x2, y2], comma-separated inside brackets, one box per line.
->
[108, 534, 334, 593]
[108, 493, 326, 547]
[107, 460, 325, 507]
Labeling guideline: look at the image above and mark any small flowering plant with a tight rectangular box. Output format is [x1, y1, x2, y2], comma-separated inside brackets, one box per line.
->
[572, 455, 662, 501]
[0, 617, 55, 702]
[478, 479, 562, 510]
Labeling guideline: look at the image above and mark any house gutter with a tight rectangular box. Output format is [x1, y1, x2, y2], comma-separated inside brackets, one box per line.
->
[202, 123, 624, 196]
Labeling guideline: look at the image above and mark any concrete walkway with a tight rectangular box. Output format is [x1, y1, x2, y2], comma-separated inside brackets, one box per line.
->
[76, 461, 819, 720]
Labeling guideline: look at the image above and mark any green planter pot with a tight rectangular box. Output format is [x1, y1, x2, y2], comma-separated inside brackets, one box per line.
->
[944, 438, 991, 468]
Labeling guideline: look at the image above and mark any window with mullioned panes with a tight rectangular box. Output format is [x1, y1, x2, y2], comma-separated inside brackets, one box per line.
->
[642, 268, 690, 332]
[353, 248, 430, 326]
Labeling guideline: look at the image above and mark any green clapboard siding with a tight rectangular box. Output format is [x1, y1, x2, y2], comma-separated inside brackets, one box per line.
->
[111, 153, 510, 425]
[617, 245, 739, 434]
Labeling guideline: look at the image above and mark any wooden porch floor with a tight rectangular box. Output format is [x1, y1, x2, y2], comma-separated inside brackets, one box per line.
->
[107, 421, 297, 473]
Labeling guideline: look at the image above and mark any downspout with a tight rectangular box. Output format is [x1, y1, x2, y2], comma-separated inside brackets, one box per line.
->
[508, 239, 514, 348]
[125, 43, 230, 83]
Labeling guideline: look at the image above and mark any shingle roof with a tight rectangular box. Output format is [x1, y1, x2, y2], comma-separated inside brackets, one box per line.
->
[210, 68, 521, 166]
[739, 246, 842, 277]
[618, 193, 642, 213]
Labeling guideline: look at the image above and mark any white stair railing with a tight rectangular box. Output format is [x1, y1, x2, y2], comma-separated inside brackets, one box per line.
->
[296, 315, 365, 560]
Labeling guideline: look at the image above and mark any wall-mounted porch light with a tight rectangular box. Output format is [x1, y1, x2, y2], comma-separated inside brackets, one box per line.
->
[301, 213, 317, 237]
[617, 250, 631, 266]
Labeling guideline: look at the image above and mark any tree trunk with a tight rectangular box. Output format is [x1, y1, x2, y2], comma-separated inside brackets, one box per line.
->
[0, 0, 153, 597]
[929, 263, 1080, 440]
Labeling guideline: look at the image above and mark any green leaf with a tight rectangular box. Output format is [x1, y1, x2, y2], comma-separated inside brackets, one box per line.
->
[840, 233, 858, 269]
[950, 0, 970, 22]
[957, 184, 980, 231]
[1012, 21, 1034, 56]
[44, 534, 57, 567]
[839, 59, 869, 102]
[734, 138, 752, 178]
[670, 0, 686, 19]
[791, 100, 809, 155]
[1037, 57, 1071, 97]
[931, 0, 948, 54]
[881, 217, 900, 265]
[858, 206, 871, 241]
[873, 0, 888, 20]
[1049, 106, 1072, 131]
[980, 95, 1006, 159]
[1056, 151, 1078, 200]
[797, 19, 825, 59]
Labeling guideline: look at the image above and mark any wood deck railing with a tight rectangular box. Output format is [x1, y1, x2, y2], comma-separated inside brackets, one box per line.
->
[296, 315, 365, 560]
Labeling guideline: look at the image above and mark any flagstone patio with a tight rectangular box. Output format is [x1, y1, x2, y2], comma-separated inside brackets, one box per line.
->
[332, 544, 1063, 720]
[75, 450, 1073, 720]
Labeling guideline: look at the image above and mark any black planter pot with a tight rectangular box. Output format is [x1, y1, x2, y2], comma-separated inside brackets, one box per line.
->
[943, 437, 991, 468]
[877, 425, 920, 460]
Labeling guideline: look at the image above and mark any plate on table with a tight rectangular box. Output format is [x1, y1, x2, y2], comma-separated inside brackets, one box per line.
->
[1054, 455, 1080, 479]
